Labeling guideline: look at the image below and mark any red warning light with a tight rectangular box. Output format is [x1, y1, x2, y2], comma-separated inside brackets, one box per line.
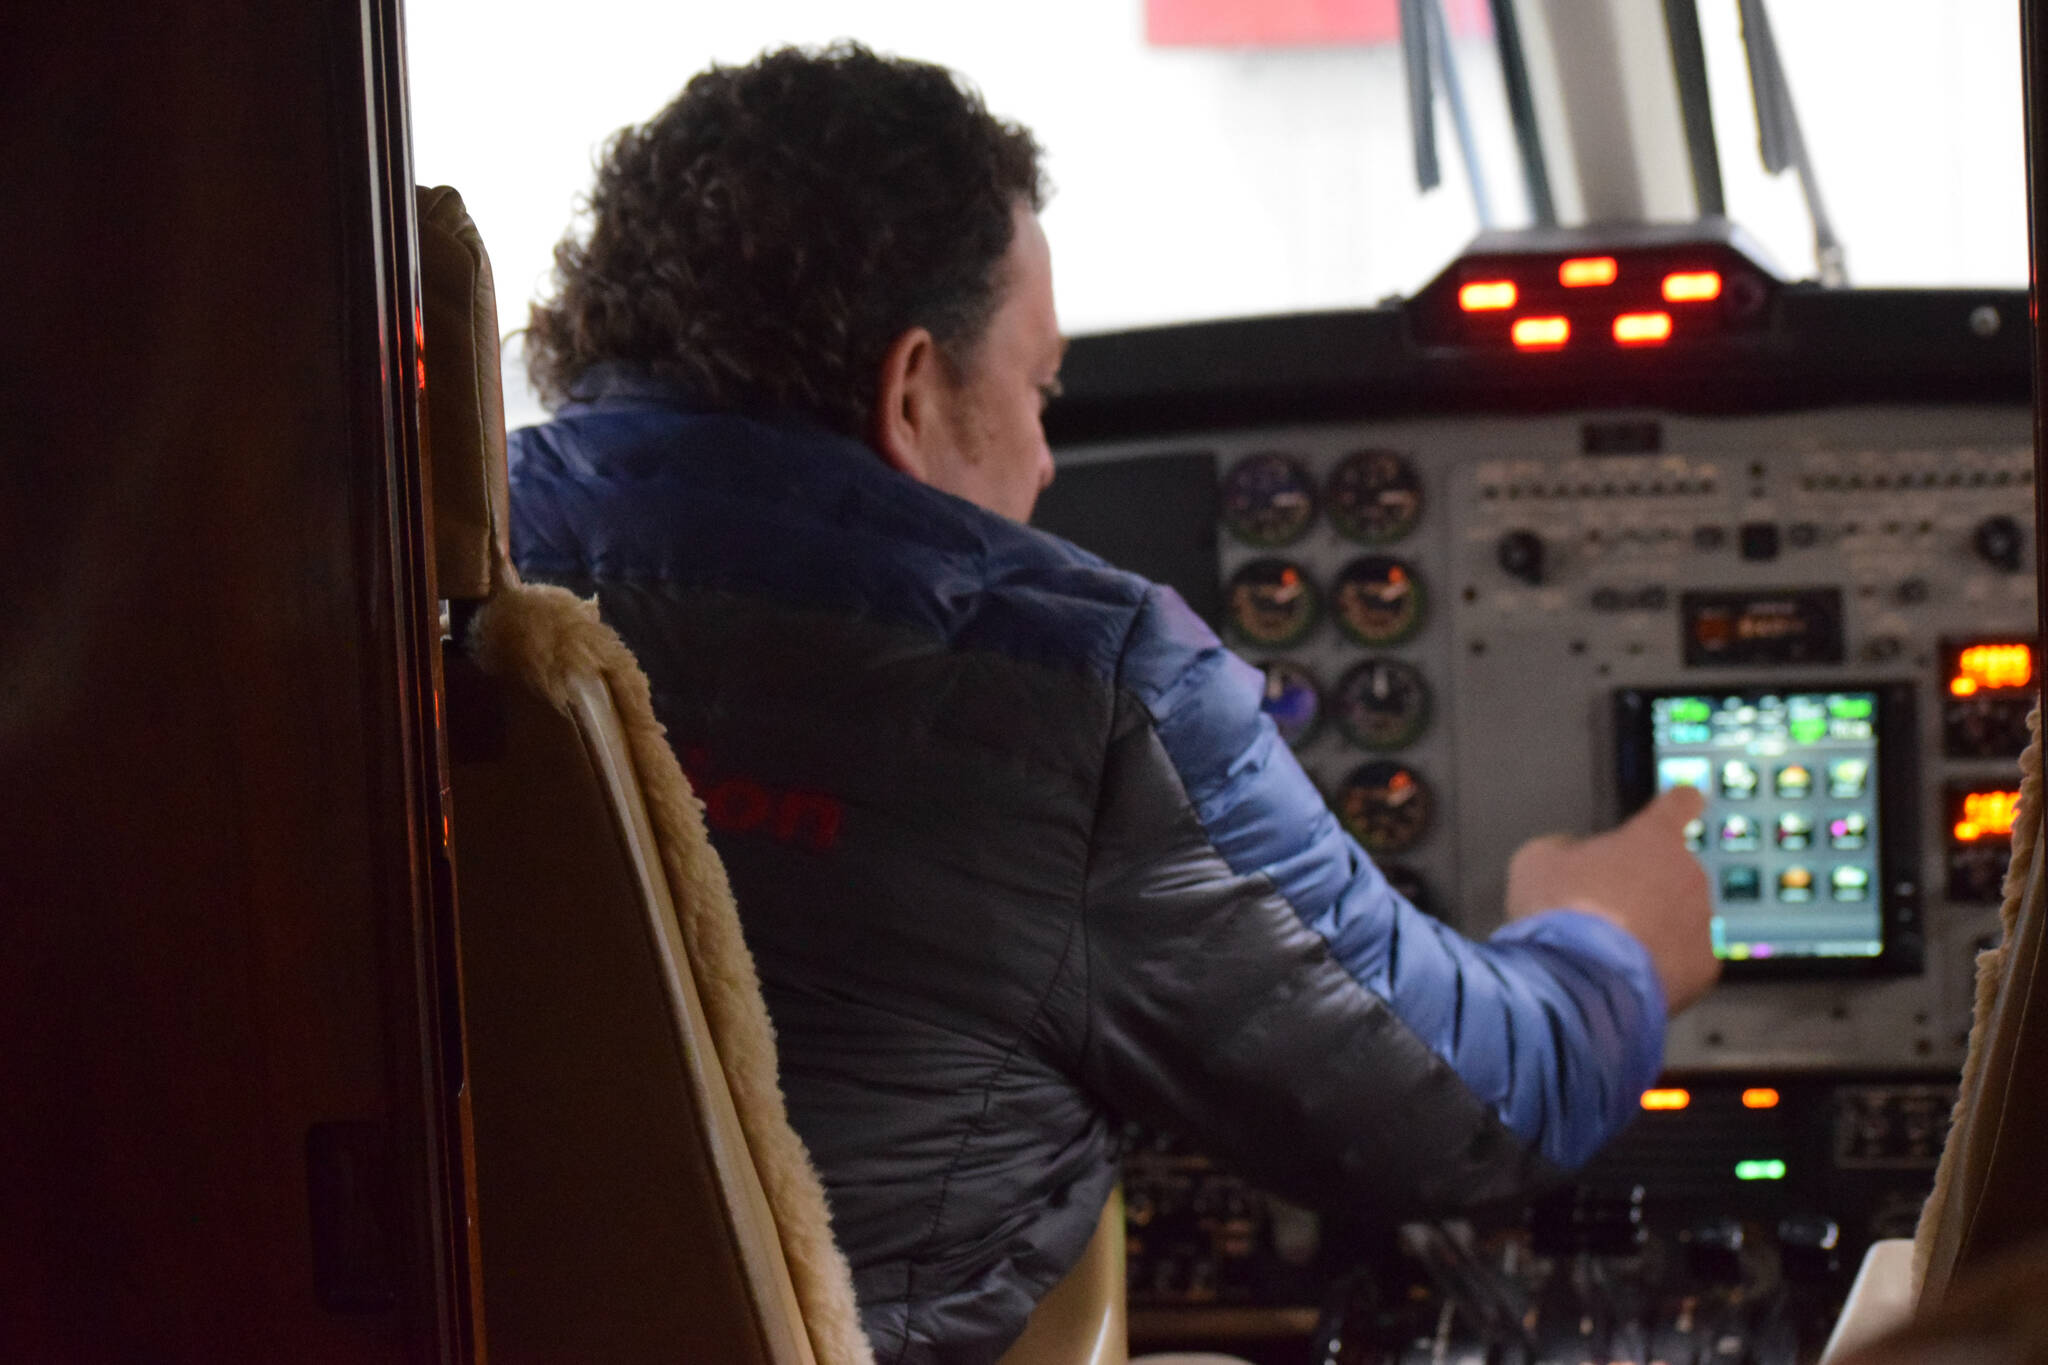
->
[1613, 311, 1674, 346]
[1560, 256, 1618, 287]
[1511, 316, 1570, 350]
[1663, 270, 1724, 303]
[1460, 280, 1518, 312]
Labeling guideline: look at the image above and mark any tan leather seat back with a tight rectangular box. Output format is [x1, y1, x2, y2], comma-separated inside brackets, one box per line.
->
[448, 650, 814, 1364]
[417, 183, 509, 601]
[418, 186, 870, 1365]
[997, 1188, 1128, 1365]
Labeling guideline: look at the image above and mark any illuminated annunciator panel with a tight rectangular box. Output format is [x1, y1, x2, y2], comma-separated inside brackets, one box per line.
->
[1943, 638, 2035, 904]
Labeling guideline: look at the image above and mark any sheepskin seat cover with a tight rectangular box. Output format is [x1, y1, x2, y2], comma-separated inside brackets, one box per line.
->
[469, 580, 874, 1365]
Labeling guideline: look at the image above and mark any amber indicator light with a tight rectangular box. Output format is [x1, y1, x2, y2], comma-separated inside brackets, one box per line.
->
[1560, 255, 1619, 287]
[1742, 1087, 1781, 1110]
[1641, 1088, 1691, 1111]
[1459, 280, 1518, 312]
[1613, 311, 1674, 346]
[1512, 316, 1570, 350]
[1663, 270, 1724, 303]
[1950, 642, 2033, 697]
[1955, 790, 2022, 843]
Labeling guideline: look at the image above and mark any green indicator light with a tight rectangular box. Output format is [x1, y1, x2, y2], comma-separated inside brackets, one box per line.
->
[1671, 698, 1712, 724]
[1829, 696, 1874, 720]
[1734, 1159, 1787, 1182]
[1790, 718, 1827, 745]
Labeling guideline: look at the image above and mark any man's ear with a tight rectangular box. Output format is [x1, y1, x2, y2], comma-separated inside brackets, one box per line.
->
[872, 325, 947, 483]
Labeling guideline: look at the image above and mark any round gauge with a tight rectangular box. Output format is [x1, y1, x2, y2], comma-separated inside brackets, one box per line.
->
[1326, 449, 1423, 545]
[1335, 760, 1435, 856]
[1226, 559, 1319, 648]
[1221, 452, 1318, 547]
[1333, 659, 1431, 750]
[1257, 660, 1324, 749]
[1381, 863, 1435, 918]
[1331, 555, 1426, 647]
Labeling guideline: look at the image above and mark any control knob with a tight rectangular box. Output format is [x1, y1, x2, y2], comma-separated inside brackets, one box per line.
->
[1496, 529, 1545, 586]
[1776, 1214, 1842, 1282]
[1531, 1183, 1645, 1257]
[1683, 1217, 1747, 1284]
[1974, 514, 2025, 573]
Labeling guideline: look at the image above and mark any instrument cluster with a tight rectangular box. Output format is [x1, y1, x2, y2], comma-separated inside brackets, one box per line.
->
[1124, 405, 2039, 1070]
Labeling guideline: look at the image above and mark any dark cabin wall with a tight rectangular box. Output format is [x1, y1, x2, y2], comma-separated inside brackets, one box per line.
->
[0, 3, 466, 1359]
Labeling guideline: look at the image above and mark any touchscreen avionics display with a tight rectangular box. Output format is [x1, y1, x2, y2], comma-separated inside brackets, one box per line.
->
[1615, 686, 1919, 974]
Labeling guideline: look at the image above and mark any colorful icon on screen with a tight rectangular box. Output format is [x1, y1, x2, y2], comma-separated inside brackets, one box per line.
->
[1827, 759, 1869, 798]
[1778, 866, 1815, 903]
[1720, 816, 1760, 852]
[1669, 697, 1713, 724]
[1660, 755, 1712, 791]
[1831, 866, 1872, 902]
[1829, 812, 1869, 850]
[1775, 764, 1813, 799]
[1776, 812, 1814, 850]
[1721, 760, 1760, 799]
[1721, 865, 1762, 901]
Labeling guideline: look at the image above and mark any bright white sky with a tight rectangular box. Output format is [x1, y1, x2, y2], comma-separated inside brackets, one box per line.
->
[406, 0, 1508, 429]
[1699, 1, 2024, 287]
[406, 1, 2026, 432]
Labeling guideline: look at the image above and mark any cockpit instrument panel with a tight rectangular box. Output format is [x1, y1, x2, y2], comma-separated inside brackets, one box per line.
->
[1042, 271, 2035, 1076]
[1036, 202, 2035, 1365]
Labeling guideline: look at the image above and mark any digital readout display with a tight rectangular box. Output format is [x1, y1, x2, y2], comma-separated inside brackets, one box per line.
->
[1948, 641, 2034, 697]
[1945, 780, 2022, 904]
[1940, 637, 2037, 761]
[1649, 690, 1884, 961]
[1949, 786, 2021, 845]
[1681, 589, 1846, 667]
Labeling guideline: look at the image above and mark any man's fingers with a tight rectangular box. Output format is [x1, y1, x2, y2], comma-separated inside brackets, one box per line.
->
[1639, 783, 1706, 831]
[1509, 831, 1576, 866]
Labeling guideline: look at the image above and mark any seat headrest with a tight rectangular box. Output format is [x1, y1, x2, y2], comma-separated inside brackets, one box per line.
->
[417, 184, 511, 601]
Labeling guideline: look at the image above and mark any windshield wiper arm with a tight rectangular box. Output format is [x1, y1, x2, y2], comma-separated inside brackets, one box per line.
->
[1428, 0, 1496, 226]
[1489, 0, 1558, 226]
[1738, 0, 1848, 284]
[1400, 0, 1442, 193]
[1400, 0, 1497, 227]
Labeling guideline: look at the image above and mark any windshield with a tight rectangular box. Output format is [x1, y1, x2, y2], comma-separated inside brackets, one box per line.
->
[1694, 0, 2024, 286]
[407, 0, 1530, 430]
[407, 0, 2030, 433]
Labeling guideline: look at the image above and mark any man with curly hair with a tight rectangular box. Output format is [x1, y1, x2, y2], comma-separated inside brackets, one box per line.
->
[509, 42, 1715, 1365]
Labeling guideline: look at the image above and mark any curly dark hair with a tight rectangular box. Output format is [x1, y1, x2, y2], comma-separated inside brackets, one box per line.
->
[524, 43, 1046, 438]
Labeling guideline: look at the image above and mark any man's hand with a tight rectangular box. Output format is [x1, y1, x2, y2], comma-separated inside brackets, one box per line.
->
[1504, 785, 1720, 1015]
